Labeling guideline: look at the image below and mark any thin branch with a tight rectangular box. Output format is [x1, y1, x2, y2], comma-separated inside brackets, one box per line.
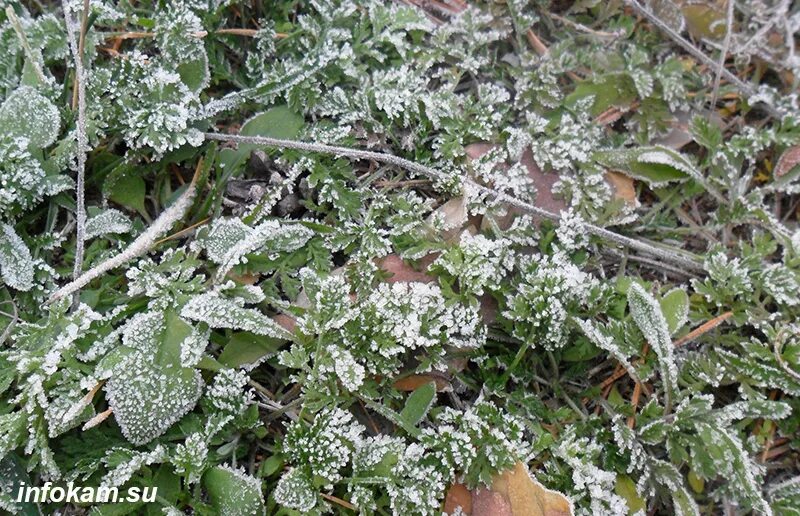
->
[709, 0, 735, 110]
[48, 162, 203, 303]
[204, 132, 706, 273]
[62, 1, 89, 302]
[624, 0, 783, 118]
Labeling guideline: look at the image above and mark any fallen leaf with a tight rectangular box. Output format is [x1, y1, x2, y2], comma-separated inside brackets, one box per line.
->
[443, 483, 473, 515]
[491, 462, 574, 516]
[465, 142, 566, 232]
[605, 171, 636, 206]
[377, 254, 436, 283]
[429, 196, 469, 241]
[393, 373, 451, 392]
[472, 487, 514, 516]
[775, 146, 800, 177]
[272, 313, 297, 333]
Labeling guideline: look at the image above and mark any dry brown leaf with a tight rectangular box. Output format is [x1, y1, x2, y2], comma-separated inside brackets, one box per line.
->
[272, 314, 297, 333]
[491, 462, 574, 516]
[605, 171, 637, 206]
[443, 483, 473, 514]
[377, 254, 436, 283]
[775, 145, 800, 177]
[393, 373, 451, 392]
[472, 487, 514, 516]
[429, 196, 469, 241]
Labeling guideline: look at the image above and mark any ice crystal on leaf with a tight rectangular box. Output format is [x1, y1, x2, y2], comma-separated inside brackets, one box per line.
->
[83, 208, 132, 240]
[0, 223, 33, 291]
[627, 283, 678, 408]
[181, 291, 292, 339]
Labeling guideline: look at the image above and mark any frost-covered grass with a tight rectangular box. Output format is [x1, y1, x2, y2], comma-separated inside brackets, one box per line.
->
[0, 1, 799, 515]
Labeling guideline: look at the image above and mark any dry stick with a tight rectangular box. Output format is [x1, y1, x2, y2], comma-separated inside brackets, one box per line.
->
[204, 132, 705, 273]
[624, 0, 783, 118]
[71, 0, 89, 109]
[673, 311, 733, 347]
[709, 0, 735, 111]
[48, 161, 203, 303]
[63, 1, 89, 300]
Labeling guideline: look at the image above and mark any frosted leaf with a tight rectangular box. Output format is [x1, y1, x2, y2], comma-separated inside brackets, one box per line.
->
[181, 291, 292, 339]
[105, 358, 203, 445]
[101, 446, 167, 488]
[0, 86, 60, 148]
[84, 209, 133, 240]
[0, 223, 34, 291]
[180, 325, 209, 368]
[328, 345, 366, 391]
[202, 465, 265, 516]
[215, 220, 314, 280]
[274, 468, 318, 512]
[628, 283, 678, 406]
[205, 368, 253, 417]
[201, 217, 250, 263]
[574, 318, 640, 384]
[121, 311, 164, 355]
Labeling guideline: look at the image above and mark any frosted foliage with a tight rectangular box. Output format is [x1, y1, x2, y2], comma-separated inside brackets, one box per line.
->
[181, 291, 291, 338]
[283, 407, 365, 487]
[0, 223, 33, 291]
[628, 283, 678, 402]
[434, 233, 514, 296]
[503, 251, 600, 350]
[327, 345, 366, 391]
[214, 220, 314, 279]
[172, 433, 208, 484]
[362, 282, 486, 351]
[274, 467, 318, 512]
[106, 359, 203, 445]
[0, 86, 60, 148]
[84, 209, 132, 240]
[0, 136, 70, 216]
[180, 325, 209, 368]
[202, 217, 249, 263]
[205, 466, 264, 516]
[556, 430, 629, 516]
[101, 446, 167, 488]
[575, 318, 639, 383]
[205, 368, 253, 416]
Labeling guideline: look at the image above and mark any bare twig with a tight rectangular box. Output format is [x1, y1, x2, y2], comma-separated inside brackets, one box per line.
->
[709, 0, 735, 111]
[204, 132, 706, 273]
[62, 0, 90, 303]
[48, 161, 203, 303]
[624, 0, 783, 118]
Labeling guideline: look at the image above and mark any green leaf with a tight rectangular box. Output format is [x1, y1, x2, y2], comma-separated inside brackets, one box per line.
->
[593, 146, 698, 186]
[615, 474, 646, 515]
[0, 86, 60, 148]
[219, 106, 305, 172]
[104, 165, 147, 216]
[202, 465, 265, 516]
[241, 106, 304, 140]
[565, 72, 638, 116]
[660, 288, 689, 335]
[177, 53, 209, 93]
[219, 332, 285, 368]
[399, 381, 436, 427]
